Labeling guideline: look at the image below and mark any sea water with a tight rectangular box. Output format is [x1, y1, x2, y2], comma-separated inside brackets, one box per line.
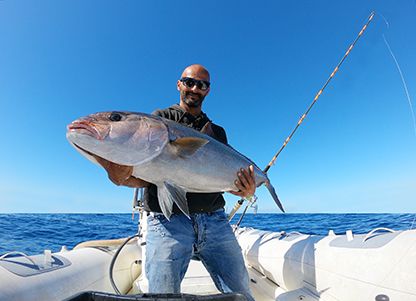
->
[0, 213, 415, 255]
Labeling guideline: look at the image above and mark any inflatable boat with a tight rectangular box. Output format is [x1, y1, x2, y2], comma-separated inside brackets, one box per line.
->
[1, 213, 415, 301]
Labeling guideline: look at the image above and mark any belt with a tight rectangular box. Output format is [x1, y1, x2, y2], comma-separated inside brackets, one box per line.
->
[146, 207, 224, 217]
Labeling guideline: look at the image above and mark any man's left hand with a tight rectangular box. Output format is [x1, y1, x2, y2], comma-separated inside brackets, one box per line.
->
[229, 165, 256, 198]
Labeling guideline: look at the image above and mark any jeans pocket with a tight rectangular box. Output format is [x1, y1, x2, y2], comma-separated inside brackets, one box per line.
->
[147, 214, 169, 237]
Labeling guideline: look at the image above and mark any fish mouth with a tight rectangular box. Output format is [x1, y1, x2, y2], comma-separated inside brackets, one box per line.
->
[67, 121, 108, 140]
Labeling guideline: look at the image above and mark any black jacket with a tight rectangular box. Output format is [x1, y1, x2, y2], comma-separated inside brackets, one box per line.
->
[143, 104, 227, 214]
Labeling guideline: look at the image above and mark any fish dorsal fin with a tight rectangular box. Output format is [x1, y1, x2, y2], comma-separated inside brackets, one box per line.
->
[170, 137, 209, 157]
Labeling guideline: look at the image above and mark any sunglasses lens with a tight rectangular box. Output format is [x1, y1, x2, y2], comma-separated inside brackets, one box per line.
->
[183, 78, 195, 88]
[197, 81, 208, 91]
[180, 78, 210, 90]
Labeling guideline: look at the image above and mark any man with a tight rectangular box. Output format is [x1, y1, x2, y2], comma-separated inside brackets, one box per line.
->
[102, 64, 256, 301]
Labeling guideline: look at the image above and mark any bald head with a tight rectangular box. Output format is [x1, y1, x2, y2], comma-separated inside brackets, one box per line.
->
[181, 64, 210, 82]
[177, 64, 211, 115]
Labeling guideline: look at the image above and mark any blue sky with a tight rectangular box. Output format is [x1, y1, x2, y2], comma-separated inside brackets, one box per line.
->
[0, 1, 415, 213]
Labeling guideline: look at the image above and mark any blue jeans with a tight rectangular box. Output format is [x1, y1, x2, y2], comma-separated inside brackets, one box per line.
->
[145, 210, 254, 301]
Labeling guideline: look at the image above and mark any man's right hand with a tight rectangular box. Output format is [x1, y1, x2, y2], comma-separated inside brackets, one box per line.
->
[93, 155, 150, 188]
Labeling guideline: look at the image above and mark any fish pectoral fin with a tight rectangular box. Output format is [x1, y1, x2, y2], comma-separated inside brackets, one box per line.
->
[170, 137, 209, 157]
[157, 181, 190, 219]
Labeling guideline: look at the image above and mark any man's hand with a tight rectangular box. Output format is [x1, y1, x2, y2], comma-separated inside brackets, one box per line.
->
[93, 155, 150, 188]
[229, 165, 256, 198]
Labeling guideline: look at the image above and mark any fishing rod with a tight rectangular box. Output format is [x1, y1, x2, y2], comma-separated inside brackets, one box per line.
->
[229, 11, 376, 223]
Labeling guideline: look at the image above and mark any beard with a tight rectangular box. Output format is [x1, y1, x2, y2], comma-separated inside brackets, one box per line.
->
[181, 91, 206, 108]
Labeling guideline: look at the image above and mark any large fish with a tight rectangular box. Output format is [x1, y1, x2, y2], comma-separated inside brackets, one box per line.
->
[66, 111, 284, 218]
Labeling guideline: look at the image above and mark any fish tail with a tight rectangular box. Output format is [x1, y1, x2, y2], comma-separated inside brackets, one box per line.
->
[265, 180, 285, 213]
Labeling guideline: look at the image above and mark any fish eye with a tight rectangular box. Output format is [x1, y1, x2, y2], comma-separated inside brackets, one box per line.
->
[109, 112, 123, 122]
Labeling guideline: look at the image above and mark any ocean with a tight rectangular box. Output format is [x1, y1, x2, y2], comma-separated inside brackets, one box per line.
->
[0, 213, 415, 255]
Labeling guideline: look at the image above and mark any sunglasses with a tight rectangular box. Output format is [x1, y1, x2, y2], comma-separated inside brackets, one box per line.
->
[179, 77, 210, 91]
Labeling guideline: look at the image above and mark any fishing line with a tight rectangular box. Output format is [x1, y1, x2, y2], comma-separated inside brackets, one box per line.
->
[382, 35, 416, 137]
[378, 12, 390, 29]
[378, 13, 416, 231]
[379, 12, 416, 137]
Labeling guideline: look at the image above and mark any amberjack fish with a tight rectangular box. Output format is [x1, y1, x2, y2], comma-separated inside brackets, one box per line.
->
[67, 111, 284, 218]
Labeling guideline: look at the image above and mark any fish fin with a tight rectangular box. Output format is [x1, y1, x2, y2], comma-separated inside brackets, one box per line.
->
[157, 184, 174, 220]
[265, 181, 285, 213]
[164, 181, 190, 218]
[157, 181, 190, 219]
[200, 122, 215, 138]
[170, 137, 209, 157]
